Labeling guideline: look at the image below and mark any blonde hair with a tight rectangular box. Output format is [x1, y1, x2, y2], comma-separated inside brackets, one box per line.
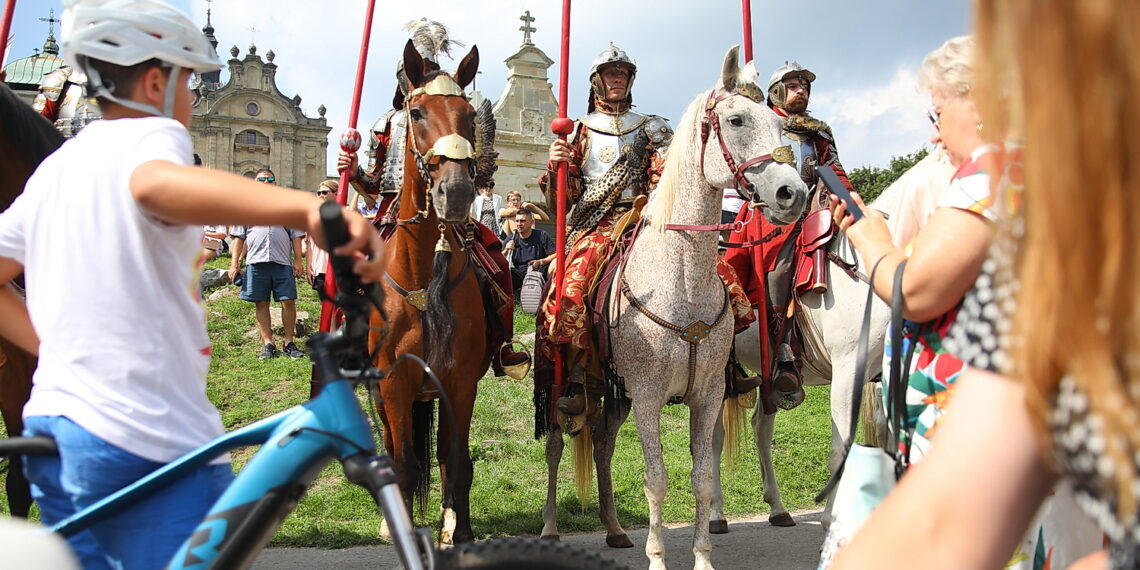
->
[505, 190, 522, 201]
[918, 35, 974, 98]
[318, 180, 338, 192]
[976, 0, 1140, 515]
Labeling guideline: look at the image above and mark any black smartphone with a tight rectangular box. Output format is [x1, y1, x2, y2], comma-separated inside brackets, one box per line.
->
[815, 166, 864, 222]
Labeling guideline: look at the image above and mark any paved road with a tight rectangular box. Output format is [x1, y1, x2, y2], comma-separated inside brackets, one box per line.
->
[253, 509, 825, 569]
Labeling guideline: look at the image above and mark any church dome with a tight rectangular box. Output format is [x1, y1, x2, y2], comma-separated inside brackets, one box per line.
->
[3, 36, 64, 87]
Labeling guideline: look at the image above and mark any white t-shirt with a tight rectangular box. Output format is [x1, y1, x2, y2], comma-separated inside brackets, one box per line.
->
[0, 117, 227, 464]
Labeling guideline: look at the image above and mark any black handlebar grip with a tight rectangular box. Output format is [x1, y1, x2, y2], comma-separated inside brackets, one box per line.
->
[320, 200, 351, 250]
[319, 201, 362, 293]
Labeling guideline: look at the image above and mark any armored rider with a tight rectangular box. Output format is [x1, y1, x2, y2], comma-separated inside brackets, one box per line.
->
[33, 65, 101, 137]
[541, 44, 754, 419]
[337, 19, 531, 379]
[725, 61, 855, 410]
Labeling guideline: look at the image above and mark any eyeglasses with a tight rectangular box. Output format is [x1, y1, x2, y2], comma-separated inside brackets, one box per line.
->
[256, 176, 275, 183]
[927, 106, 941, 129]
[317, 191, 330, 196]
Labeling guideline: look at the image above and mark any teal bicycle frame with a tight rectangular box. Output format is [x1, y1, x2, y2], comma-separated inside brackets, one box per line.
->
[46, 328, 426, 569]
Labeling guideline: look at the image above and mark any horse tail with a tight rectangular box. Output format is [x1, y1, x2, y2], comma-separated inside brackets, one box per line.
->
[425, 250, 457, 372]
[859, 381, 887, 448]
[411, 399, 435, 516]
[572, 426, 594, 508]
[721, 397, 746, 467]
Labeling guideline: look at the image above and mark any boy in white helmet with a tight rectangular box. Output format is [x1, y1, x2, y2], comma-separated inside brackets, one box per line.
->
[0, 1, 385, 567]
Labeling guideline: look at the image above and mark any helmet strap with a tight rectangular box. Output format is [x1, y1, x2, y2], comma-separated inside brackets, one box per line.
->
[81, 57, 181, 119]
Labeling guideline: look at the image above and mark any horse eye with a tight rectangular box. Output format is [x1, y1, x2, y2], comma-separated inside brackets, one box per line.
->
[728, 115, 745, 127]
[410, 108, 424, 121]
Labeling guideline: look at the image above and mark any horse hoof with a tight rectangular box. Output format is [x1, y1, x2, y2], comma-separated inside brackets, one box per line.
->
[606, 534, 634, 548]
[709, 519, 729, 534]
[540, 534, 560, 541]
[769, 512, 796, 527]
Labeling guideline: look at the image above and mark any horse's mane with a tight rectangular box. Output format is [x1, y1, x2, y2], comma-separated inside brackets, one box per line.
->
[644, 90, 709, 231]
[0, 82, 64, 164]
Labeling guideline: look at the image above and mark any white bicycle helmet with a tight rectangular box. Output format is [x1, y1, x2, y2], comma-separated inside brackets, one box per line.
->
[60, 0, 221, 118]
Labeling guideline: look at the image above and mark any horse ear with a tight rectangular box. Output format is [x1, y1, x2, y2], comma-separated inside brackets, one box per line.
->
[455, 45, 480, 90]
[403, 39, 426, 88]
[720, 45, 741, 92]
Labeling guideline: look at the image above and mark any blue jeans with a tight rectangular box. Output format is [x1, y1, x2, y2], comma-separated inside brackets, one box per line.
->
[23, 416, 234, 570]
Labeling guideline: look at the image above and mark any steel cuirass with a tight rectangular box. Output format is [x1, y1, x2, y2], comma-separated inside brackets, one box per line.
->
[580, 110, 670, 199]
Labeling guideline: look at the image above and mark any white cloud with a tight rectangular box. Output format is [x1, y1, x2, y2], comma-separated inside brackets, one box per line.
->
[810, 67, 935, 170]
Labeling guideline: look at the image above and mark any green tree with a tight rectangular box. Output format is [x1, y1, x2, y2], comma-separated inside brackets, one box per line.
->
[847, 148, 929, 202]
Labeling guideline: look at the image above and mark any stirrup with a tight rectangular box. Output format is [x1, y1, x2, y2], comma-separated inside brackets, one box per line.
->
[500, 340, 531, 380]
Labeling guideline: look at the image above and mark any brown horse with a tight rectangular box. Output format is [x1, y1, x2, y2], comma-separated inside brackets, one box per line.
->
[0, 81, 64, 516]
[369, 41, 488, 545]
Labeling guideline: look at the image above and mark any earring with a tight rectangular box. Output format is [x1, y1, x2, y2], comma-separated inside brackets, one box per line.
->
[976, 123, 984, 133]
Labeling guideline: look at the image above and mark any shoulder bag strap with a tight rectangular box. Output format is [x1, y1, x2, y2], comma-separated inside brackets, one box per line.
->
[887, 260, 910, 477]
[815, 255, 892, 502]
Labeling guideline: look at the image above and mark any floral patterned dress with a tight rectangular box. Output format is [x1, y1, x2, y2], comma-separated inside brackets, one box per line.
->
[884, 144, 1001, 463]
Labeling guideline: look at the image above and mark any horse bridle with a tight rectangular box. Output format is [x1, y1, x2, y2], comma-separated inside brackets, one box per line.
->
[404, 76, 478, 187]
[699, 89, 794, 205]
[661, 90, 794, 239]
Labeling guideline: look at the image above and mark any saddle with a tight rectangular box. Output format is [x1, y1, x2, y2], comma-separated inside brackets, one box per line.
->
[588, 198, 648, 362]
[793, 191, 836, 295]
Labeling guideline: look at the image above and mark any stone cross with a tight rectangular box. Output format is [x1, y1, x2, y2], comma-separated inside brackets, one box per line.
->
[519, 11, 536, 45]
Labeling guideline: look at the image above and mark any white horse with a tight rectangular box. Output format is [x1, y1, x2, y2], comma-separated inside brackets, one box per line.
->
[710, 149, 955, 529]
[610, 47, 809, 570]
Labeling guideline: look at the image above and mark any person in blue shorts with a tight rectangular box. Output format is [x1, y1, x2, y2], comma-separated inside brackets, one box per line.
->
[229, 168, 308, 359]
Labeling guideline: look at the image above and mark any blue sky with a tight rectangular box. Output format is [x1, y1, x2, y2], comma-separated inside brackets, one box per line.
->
[5, 0, 970, 175]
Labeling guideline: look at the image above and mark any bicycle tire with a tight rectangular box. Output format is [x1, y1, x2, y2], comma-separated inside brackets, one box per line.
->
[435, 537, 630, 570]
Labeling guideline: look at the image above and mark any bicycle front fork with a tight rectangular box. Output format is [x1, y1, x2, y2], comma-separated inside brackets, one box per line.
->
[341, 454, 434, 570]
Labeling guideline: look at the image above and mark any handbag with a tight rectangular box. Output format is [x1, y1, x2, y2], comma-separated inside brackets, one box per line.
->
[817, 258, 911, 568]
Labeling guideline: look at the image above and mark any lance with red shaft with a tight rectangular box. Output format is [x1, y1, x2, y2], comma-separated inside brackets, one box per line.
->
[1, 0, 18, 68]
[318, 0, 378, 342]
[549, 0, 573, 419]
[741, 0, 754, 63]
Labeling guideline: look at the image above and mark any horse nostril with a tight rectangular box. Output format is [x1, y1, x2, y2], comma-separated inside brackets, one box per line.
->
[776, 185, 793, 203]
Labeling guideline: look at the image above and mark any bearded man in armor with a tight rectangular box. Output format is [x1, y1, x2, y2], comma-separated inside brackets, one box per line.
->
[539, 45, 754, 421]
[33, 65, 101, 137]
[724, 61, 856, 411]
[336, 19, 530, 379]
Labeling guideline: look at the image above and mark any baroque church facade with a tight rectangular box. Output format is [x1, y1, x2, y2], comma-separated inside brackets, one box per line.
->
[189, 17, 331, 191]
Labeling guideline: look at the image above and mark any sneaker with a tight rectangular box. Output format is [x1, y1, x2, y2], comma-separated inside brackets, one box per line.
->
[258, 343, 278, 360]
[282, 342, 305, 359]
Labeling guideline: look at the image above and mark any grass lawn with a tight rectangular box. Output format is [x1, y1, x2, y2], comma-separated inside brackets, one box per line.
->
[0, 257, 833, 548]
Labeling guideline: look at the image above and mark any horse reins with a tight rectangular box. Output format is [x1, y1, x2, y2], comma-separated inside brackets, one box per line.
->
[661, 89, 793, 249]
